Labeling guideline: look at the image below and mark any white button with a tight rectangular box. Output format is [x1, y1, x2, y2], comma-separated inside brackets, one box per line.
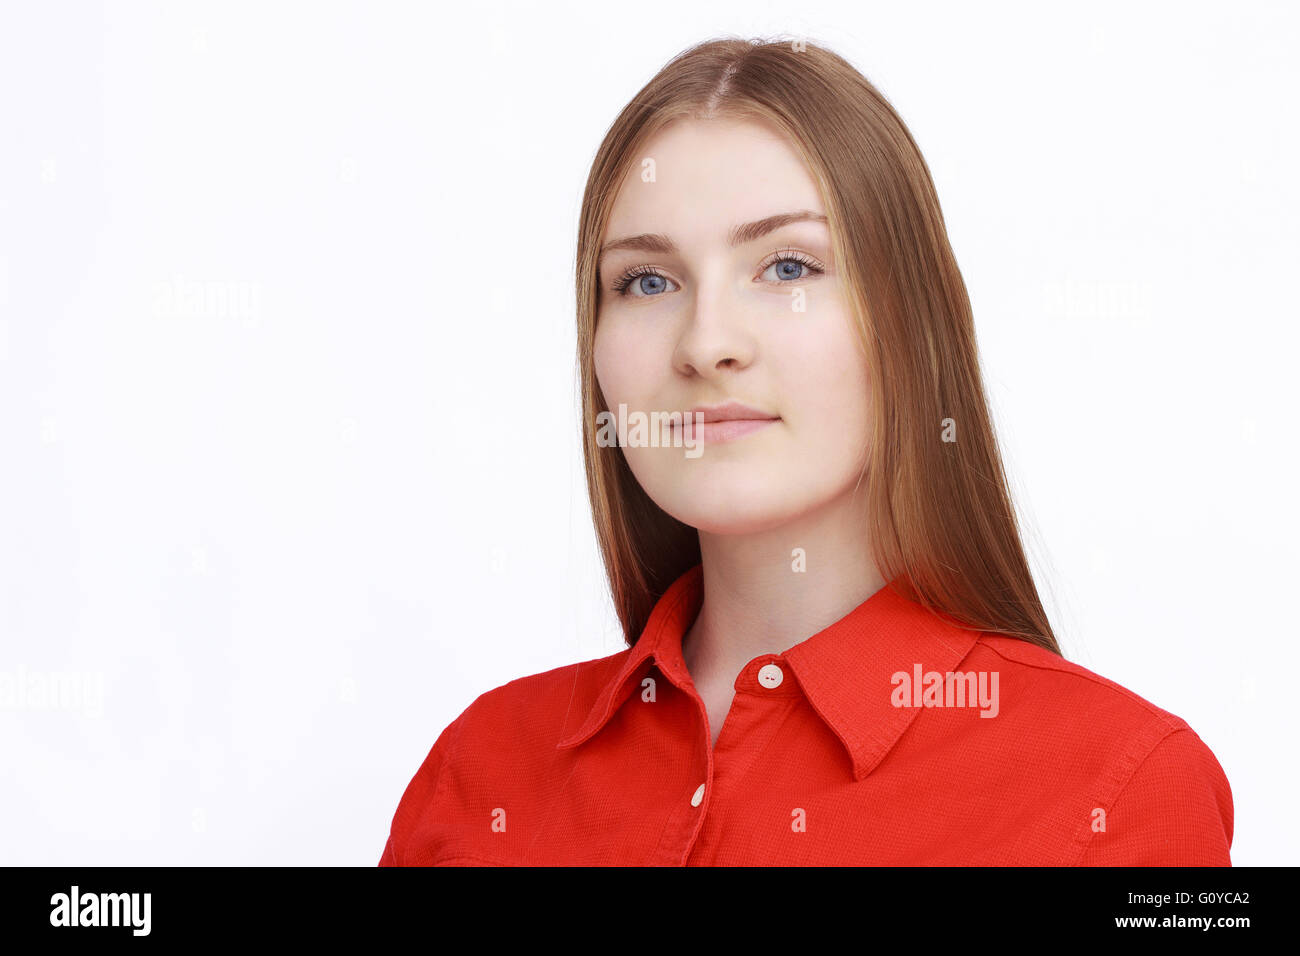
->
[757, 663, 784, 688]
[691, 783, 705, 807]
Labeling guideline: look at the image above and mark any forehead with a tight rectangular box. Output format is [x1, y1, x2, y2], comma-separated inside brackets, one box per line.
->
[604, 117, 825, 239]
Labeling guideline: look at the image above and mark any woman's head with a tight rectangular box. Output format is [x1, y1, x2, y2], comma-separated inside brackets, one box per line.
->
[577, 36, 1059, 656]
[593, 114, 872, 538]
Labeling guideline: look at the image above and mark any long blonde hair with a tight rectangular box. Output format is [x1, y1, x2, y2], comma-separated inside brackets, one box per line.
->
[575, 37, 1061, 656]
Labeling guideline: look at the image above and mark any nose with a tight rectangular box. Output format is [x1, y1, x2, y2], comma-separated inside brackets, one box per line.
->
[671, 275, 758, 377]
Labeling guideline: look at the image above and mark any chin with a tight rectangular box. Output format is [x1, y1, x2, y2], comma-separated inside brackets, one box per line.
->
[661, 492, 805, 537]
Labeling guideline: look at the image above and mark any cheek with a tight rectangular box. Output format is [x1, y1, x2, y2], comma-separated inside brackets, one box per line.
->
[776, 330, 872, 485]
[592, 322, 625, 406]
[779, 318, 871, 430]
[831, 346, 872, 427]
[593, 317, 662, 408]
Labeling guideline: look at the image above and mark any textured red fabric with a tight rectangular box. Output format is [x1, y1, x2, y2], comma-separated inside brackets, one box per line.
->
[379, 563, 1233, 865]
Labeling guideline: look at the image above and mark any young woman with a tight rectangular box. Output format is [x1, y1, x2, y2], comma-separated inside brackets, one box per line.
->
[379, 37, 1232, 866]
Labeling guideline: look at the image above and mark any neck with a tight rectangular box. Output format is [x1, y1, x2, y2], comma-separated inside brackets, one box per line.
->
[681, 485, 886, 686]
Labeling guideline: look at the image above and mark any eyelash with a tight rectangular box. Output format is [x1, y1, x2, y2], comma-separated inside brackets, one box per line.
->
[610, 247, 826, 297]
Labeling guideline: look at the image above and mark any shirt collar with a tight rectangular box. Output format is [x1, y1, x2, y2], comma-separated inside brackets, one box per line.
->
[557, 562, 979, 780]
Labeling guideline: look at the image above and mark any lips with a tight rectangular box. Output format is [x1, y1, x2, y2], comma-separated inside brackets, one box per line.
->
[667, 400, 781, 446]
[683, 400, 780, 423]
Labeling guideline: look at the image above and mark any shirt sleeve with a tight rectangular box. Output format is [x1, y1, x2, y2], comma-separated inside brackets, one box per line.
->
[1076, 726, 1234, 866]
[378, 711, 467, 867]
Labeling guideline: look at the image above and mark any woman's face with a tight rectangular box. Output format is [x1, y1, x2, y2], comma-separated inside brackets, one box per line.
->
[593, 117, 872, 536]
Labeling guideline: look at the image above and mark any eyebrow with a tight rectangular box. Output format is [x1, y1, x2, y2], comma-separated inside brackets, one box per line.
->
[598, 210, 829, 262]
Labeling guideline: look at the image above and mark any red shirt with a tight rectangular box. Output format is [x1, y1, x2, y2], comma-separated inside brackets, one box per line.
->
[379, 563, 1233, 865]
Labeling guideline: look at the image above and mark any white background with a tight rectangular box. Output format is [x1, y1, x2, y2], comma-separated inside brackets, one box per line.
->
[1, 0, 1295, 865]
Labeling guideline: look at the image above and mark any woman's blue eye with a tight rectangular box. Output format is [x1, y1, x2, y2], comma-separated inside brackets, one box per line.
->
[613, 268, 677, 297]
[635, 273, 668, 295]
[761, 252, 825, 282]
[764, 259, 809, 281]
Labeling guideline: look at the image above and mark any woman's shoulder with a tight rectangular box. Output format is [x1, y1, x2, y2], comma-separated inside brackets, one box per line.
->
[378, 648, 635, 865]
[972, 632, 1204, 736]
[965, 633, 1233, 863]
[454, 646, 634, 728]
[411, 647, 636, 772]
